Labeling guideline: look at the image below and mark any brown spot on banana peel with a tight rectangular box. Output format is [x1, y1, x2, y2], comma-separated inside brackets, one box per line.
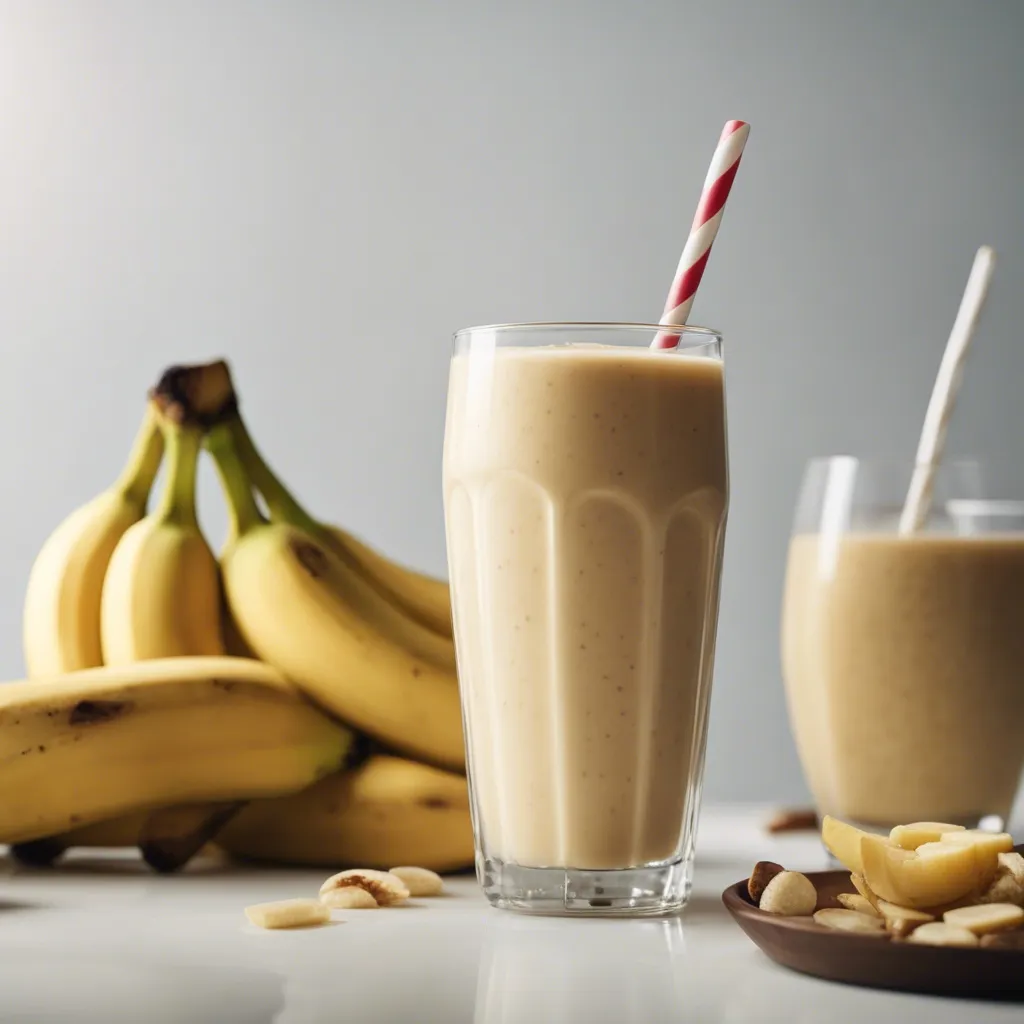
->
[419, 796, 452, 810]
[291, 539, 329, 578]
[69, 700, 132, 726]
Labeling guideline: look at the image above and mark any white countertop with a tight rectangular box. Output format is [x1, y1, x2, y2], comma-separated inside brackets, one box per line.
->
[2, 806, 1022, 1023]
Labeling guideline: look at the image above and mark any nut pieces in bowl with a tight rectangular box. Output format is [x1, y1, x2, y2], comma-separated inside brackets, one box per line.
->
[746, 816, 1024, 948]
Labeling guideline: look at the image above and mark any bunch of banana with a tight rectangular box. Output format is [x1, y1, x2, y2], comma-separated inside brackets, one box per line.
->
[17, 396, 259, 870]
[11, 358, 473, 875]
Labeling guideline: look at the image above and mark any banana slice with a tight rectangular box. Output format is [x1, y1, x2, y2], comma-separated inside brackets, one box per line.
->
[851, 873, 880, 910]
[943, 902, 1024, 935]
[996, 852, 1024, 886]
[874, 899, 934, 937]
[836, 893, 879, 917]
[245, 899, 331, 929]
[812, 909, 887, 936]
[905, 922, 978, 948]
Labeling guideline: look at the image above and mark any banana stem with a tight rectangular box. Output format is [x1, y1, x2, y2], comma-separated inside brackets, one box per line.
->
[206, 425, 265, 537]
[227, 414, 323, 537]
[154, 420, 203, 528]
[112, 403, 166, 507]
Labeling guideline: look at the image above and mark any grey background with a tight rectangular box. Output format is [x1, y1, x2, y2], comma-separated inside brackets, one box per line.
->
[1, 0, 1022, 803]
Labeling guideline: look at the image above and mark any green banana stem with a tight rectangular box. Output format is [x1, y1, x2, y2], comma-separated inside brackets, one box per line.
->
[154, 420, 203, 529]
[205, 425, 264, 537]
[112, 403, 166, 507]
[227, 414, 323, 538]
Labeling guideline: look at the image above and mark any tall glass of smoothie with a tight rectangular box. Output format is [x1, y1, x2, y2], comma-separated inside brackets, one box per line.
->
[782, 457, 1024, 833]
[443, 322, 728, 914]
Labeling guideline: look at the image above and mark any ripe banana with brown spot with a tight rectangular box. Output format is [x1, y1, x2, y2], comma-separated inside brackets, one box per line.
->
[0, 657, 351, 845]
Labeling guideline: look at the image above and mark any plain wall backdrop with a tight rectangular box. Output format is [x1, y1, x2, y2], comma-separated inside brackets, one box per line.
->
[0, 0, 1022, 803]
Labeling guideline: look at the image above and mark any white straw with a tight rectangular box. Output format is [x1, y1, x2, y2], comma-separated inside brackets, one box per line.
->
[898, 245, 997, 534]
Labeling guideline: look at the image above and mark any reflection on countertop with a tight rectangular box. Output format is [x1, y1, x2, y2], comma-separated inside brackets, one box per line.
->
[474, 913, 688, 1024]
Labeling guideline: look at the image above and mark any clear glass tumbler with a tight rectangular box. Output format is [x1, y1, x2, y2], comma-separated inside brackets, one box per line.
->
[782, 457, 1024, 834]
[442, 322, 728, 914]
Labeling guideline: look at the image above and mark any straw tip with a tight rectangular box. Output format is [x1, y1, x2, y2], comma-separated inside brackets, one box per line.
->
[723, 119, 750, 136]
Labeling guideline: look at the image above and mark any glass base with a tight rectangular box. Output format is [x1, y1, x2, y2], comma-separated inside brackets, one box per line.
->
[478, 855, 693, 916]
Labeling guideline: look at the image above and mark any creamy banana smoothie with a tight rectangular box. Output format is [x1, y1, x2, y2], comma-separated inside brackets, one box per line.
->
[443, 325, 727, 910]
[783, 532, 1024, 827]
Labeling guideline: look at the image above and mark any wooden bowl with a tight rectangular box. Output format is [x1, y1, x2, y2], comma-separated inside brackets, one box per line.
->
[723, 849, 1024, 1001]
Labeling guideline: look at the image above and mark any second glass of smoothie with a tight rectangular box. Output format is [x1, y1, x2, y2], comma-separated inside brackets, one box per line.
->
[443, 322, 728, 915]
[782, 457, 1024, 833]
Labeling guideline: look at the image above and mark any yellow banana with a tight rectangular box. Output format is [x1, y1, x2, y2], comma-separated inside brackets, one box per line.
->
[224, 416, 455, 668]
[323, 526, 451, 639]
[219, 754, 474, 872]
[0, 657, 351, 844]
[229, 416, 453, 639]
[100, 415, 223, 664]
[22, 405, 164, 675]
[207, 423, 465, 771]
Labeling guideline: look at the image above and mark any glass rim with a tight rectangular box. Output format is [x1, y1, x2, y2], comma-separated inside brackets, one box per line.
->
[453, 320, 723, 343]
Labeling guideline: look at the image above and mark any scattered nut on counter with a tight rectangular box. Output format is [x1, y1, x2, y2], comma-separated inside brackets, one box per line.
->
[319, 869, 410, 906]
[390, 866, 444, 897]
[320, 886, 379, 910]
[765, 808, 819, 834]
[245, 865, 444, 927]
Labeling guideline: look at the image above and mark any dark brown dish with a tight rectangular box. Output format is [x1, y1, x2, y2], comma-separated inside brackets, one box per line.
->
[723, 847, 1024, 1001]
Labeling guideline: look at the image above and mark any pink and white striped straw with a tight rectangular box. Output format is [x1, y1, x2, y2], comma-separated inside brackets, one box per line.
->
[653, 119, 750, 349]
